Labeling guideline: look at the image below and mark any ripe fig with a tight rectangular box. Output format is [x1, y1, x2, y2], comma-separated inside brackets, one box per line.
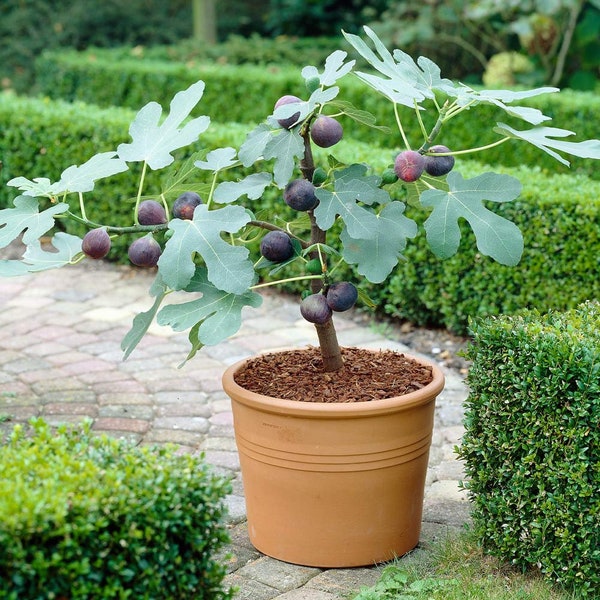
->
[284, 178, 319, 212]
[128, 235, 162, 268]
[172, 191, 202, 220]
[326, 281, 358, 312]
[82, 228, 111, 260]
[310, 115, 343, 148]
[394, 150, 425, 182]
[138, 200, 167, 225]
[274, 95, 302, 129]
[424, 145, 455, 177]
[300, 293, 332, 325]
[260, 230, 294, 262]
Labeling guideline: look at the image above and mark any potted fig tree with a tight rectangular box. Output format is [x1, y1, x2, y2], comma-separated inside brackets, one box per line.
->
[1, 27, 599, 567]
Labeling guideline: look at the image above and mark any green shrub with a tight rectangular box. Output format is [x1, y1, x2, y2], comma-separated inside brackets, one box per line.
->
[2, 93, 600, 334]
[459, 302, 600, 596]
[0, 418, 233, 600]
[33, 49, 600, 180]
[127, 33, 343, 69]
[0, 0, 193, 93]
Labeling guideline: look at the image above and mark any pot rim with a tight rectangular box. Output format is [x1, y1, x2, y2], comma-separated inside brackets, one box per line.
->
[222, 349, 445, 417]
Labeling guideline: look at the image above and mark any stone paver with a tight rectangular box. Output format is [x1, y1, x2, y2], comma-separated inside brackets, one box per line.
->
[0, 262, 471, 599]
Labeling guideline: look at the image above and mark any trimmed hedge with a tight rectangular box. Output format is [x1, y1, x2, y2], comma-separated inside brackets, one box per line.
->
[0, 418, 233, 600]
[33, 49, 600, 179]
[459, 302, 600, 596]
[2, 93, 600, 334]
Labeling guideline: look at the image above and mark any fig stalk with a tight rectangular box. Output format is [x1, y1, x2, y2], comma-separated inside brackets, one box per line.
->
[315, 320, 344, 372]
[300, 128, 344, 372]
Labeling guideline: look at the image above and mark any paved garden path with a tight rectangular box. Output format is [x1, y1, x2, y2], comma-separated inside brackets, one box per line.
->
[0, 262, 471, 599]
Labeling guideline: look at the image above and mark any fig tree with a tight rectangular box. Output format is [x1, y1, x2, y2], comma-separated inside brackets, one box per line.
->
[260, 230, 294, 262]
[326, 282, 358, 312]
[424, 145, 455, 177]
[128, 235, 162, 268]
[138, 200, 167, 225]
[82, 228, 111, 259]
[172, 191, 202, 220]
[394, 150, 425, 182]
[300, 293, 332, 325]
[310, 115, 343, 148]
[274, 95, 302, 129]
[284, 178, 319, 211]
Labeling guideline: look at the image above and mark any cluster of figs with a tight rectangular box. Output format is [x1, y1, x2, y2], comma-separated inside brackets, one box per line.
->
[393, 145, 455, 182]
[262, 94, 359, 325]
[81, 192, 201, 266]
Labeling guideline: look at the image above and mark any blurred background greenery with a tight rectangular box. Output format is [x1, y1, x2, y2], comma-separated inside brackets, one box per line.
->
[2, 0, 599, 94]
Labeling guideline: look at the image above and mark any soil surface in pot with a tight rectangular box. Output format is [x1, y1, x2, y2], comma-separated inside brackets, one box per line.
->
[234, 347, 434, 403]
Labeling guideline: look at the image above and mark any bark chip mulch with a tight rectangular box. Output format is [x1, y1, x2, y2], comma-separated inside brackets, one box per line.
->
[233, 346, 434, 403]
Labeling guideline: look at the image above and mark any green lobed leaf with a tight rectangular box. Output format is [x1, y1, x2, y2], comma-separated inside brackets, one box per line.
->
[121, 274, 169, 359]
[340, 201, 418, 283]
[314, 166, 390, 238]
[343, 26, 452, 107]
[158, 204, 254, 294]
[494, 122, 600, 166]
[161, 150, 206, 196]
[328, 99, 391, 132]
[0, 259, 30, 277]
[301, 50, 355, 87]
[213, 172, 272, 204]
[451, 85, 558, 125]
[7, 176, 58, 198]
[117, 80, 210, 170]
[21, 233, 83, 271]
[263, 128, 305, 187]
[420, 171, 524, 265]
[271, 100, 311, 129]
[8, 153, 128, 198]
[156, 266, 263, 348]
[349, 70, 426, 109]
[0, 196, 69, 249]
[53, 152, 129, 194]
[270, 88, 340, 130]
[194, 147, 237, 171]
[238, 123, 272, 167]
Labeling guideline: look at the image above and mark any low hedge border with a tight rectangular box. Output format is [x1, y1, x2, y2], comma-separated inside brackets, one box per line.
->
[459, 301, 600, 596]
[0, 418, 233, 600]
[2, 93, 599, 334]
[33, 49, 600, 180]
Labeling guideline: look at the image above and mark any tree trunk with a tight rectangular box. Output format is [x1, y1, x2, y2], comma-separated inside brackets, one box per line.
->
[192, 0, 217, 45]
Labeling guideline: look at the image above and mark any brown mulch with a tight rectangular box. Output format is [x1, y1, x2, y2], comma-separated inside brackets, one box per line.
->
[233, 346, 434, 403]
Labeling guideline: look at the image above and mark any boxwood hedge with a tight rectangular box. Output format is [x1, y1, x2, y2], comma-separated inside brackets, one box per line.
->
[0, 418, 233, 600]
[459, 302, 600, 596]
[2, 93, 599, 334]
[33, 48, 600, 179]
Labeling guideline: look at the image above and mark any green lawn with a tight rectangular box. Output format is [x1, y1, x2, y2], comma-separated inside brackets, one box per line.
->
[351, 529, 580, 600]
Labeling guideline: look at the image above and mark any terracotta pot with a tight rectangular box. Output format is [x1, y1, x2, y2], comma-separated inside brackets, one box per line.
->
[222, 351, 445, 568]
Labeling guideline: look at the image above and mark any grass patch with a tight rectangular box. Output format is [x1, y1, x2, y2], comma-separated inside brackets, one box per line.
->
[352, 528, 579, 600]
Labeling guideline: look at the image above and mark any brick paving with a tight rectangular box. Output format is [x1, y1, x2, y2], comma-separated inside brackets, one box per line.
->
[0, 262, 471, 599]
